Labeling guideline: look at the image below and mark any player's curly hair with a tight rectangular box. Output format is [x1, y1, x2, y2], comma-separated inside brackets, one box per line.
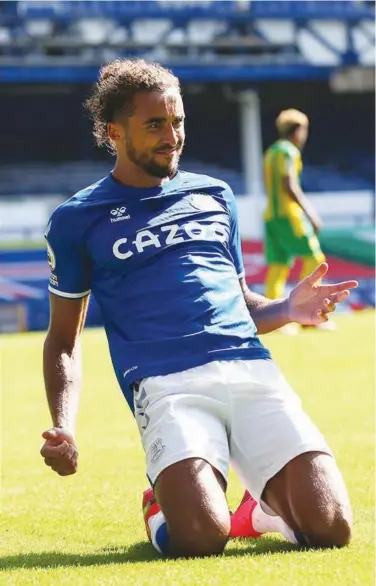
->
[85, 58, 181, 152]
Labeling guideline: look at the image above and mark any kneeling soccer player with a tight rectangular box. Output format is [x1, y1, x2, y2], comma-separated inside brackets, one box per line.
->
[41, 58, 355, 558]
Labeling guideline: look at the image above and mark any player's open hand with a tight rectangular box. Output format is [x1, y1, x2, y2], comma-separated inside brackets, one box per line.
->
[287, 262, 358, 325]
[40, 427, 78, 476]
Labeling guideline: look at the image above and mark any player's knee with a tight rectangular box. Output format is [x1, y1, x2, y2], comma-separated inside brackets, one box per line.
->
[301, 506, 352, 548]
[285, 453, 353, 548]
[329, 512, 352, 547]
[170, 513, 230, 558]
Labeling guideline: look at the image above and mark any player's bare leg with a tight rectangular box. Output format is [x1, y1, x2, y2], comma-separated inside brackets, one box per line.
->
[261, 451, 352, 547]
[144, 457, 230, 557]
[231, 453, 351, 547]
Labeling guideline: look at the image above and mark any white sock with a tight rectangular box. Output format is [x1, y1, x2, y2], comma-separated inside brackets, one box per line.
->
[252, 502, 299, 544]
[148, 510, 169, 554]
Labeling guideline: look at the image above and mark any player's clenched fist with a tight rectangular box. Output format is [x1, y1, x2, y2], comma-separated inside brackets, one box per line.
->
[40, 427, 78, 476]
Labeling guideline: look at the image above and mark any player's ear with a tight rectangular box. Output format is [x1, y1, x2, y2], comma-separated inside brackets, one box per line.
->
[108, 122, 123, 143]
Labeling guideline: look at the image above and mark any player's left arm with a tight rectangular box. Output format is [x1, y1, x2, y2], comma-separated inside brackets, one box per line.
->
[240, 264, 358, 334]
[225, 184, 295, 333]
[239, 278, 290, 334]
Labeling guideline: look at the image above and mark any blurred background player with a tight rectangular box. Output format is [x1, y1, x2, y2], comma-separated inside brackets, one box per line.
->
[263, 109, 333, 331]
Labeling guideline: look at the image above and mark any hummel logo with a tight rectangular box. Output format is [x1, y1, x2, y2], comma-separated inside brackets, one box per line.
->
[111, 207, 126, 216]
[110, 207, 131, 223]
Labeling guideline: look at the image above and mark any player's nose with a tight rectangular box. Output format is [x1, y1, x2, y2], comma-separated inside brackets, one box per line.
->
[162, 124, 180, 146]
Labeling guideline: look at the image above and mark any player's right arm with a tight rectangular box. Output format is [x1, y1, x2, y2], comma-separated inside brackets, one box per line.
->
[41, 295, 89, 475]
[281, 151, 322, 233]
[44, 295, 89, 431]
[40, 205, 91, 476]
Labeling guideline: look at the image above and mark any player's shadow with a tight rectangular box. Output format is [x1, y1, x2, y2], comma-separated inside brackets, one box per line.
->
[225, 536, 301, 557]
[0, 543, 156, 570]
[0, 538, 301, 570]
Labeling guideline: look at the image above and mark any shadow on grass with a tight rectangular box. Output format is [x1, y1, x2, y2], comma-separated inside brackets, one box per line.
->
[226, 536, 299, 556]
[1, 542, 156, 570]
[1, 537, 304, 570]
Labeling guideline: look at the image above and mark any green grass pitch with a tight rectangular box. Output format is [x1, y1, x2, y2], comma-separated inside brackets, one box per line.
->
[1, 311, 374, 585]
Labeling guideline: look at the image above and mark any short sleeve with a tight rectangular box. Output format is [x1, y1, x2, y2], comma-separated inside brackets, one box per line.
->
[44, 205, 91, 298]
[224, 185, 245, 279]
[279, 146, 299, 177]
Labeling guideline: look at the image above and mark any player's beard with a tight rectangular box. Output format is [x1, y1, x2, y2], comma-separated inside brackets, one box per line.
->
[126, 137, 183, 179]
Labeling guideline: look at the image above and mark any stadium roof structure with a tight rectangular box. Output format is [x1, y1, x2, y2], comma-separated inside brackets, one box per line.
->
[0, 0, 374, 82]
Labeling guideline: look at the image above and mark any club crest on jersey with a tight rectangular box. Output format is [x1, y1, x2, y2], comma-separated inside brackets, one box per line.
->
[147, 193, 224, 228]
[190, 193, 223, 212]
[110, 207, 131, 223]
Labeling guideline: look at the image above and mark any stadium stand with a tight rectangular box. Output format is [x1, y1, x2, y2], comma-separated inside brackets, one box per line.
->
[0, 0, 374, 199]
[0, 1, 373, 71]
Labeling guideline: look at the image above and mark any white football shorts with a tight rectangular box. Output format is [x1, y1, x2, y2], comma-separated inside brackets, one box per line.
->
[133, 359, 332, 501]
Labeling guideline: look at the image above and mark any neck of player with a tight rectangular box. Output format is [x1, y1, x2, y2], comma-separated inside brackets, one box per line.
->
[112, 158, 171, 189]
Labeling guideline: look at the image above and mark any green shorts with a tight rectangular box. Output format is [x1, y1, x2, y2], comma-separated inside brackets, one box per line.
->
[264, 216, 324, 266]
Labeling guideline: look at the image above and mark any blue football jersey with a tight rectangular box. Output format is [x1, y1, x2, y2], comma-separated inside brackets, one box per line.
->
[45, 171, 270, 407]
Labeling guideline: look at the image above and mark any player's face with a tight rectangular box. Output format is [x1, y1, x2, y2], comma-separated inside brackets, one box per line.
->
[124, 89, 185, 179]
[295, 124, 309, 149]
